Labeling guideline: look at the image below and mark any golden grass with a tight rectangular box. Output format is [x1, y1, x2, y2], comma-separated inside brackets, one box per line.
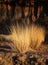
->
[0, 24, 45, 53]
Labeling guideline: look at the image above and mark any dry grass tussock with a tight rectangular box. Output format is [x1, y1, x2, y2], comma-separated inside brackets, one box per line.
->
[0, 24, 45, 53]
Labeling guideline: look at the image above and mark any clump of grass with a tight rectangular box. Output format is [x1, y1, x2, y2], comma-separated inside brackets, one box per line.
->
[30, 24, 45, 49]
[0, 24, 45, 53]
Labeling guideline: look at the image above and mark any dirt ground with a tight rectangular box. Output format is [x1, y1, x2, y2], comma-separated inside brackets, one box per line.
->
[0, 42, 48, 65]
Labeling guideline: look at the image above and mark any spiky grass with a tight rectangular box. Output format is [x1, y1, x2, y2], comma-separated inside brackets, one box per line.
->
[0, 24, 45, 53]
